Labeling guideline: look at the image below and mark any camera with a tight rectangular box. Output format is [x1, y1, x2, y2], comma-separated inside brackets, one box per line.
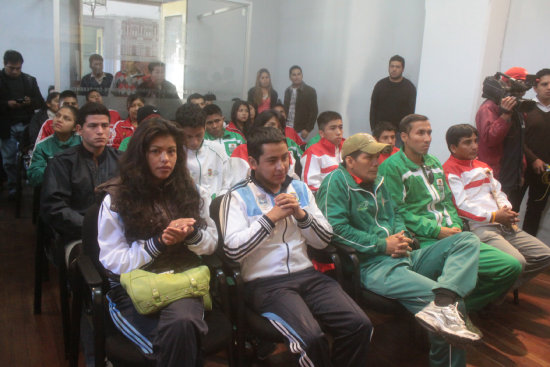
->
[15, 98, 25, 103]
[482, 72, 537, 113]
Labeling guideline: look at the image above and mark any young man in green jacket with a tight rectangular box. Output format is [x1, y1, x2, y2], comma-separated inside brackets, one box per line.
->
[378, 114, 521, 313]
[317, 133, 482, 367]
[203, 104, 244, 157]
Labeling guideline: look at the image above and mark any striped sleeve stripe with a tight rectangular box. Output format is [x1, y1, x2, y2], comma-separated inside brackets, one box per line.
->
[296, 212, 312, 228]
[144, 236, 164, 258]
[223, 227, 270, 260]
[184, 228, 202, 245]
[310, 218, 332, 243]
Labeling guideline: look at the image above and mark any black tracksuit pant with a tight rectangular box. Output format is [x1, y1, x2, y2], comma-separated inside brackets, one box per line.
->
[244, 267, 372, 367]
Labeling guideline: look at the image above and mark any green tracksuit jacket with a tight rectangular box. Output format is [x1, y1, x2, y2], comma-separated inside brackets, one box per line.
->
[378, 150, 462, 246]
[28, 133, 81, 187]
[316, 165, 408, 266]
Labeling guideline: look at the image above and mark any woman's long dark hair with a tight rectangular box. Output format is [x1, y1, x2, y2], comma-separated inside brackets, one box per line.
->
[252, 68, 272, 106]
[230, 99, 250, 134]
[115, 117, 204, 241]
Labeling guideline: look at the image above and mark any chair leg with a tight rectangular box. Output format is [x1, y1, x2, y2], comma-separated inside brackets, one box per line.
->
[69, 262, 82, 367]
[58, 263, 71, 359]
[513, 289, 519, 305]
[33, 219, 45, 315]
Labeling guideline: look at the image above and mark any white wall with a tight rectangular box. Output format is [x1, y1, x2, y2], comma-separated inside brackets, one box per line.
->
[416, 0, 497, 161]
[0, 0, 55, 97]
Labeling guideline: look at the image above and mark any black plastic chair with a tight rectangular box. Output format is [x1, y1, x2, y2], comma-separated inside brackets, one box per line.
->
[33, 187, 76, 359]
[69, 203, 235, 367]
[209, 194, 342, 367]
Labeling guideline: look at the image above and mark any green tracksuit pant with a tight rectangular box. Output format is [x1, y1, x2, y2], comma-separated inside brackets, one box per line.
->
[361, 232, 480, 367]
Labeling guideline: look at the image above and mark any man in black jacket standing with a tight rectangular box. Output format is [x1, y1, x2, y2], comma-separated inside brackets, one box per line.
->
[0, 50, 44, 197]
[370, 55, 416, 147]
[284, 65, 318, 140]
[41, 102, 120, 244]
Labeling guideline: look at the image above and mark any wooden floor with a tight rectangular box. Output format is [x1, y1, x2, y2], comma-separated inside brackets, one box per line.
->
[1, 186, 550, 367]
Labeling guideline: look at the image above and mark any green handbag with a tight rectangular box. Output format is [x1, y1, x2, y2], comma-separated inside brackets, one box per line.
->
[120, 265, 212, 315]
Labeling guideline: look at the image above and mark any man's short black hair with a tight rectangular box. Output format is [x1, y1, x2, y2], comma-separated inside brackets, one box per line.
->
[175, 103, 206, 129]
[445, 124, 478, 152]
[372, 121, 397, 140]
[148, 61, 165, 73]
[88, 53, 103, 65]
[399, 113, 428, 134]
[389, 55, 405, 68]
[85, 89, 101, 101]
[4, 50, 23, 65]
[317, 111, 342, 131]
[536, 68, 550, 85]
[247, 126, 287, 162]
[289, 65, 302, 75]
[274, 101, 285, 110]
[60, 89, 77, 101]
[76, 102, 110, 126]
[203, 104, 223, 117]
[187, 93, 204, 103]
[204, 93, 216, 102]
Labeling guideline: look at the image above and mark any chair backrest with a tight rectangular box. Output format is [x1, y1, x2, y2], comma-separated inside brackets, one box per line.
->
[209, 194, 225, 259]
[82, 202, 106, 278]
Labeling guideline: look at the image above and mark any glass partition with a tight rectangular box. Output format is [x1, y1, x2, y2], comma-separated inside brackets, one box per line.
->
[57, 0, 251, 120]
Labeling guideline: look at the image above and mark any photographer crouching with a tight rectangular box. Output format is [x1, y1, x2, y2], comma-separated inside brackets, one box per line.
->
[476, 67, 537, 211]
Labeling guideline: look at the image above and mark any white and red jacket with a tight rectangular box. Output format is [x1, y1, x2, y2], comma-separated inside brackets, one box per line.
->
[443, 155, 510, 229]
[35, 109, 121, 146]
[110, 118, 135, 149]
[228, 144, 298, 188]
[301, 137, 344, 192]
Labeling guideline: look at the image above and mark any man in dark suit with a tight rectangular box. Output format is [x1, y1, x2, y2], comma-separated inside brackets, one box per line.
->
[284, 65, 318, 140]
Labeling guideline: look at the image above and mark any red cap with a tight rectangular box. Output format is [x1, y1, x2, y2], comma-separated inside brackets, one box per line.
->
[505, 67, 528, 80]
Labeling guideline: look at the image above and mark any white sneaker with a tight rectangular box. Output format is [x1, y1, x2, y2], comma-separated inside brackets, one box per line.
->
[415, 301, 481, 343]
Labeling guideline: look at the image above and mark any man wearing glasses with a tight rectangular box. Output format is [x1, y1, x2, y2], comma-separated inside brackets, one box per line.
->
[378, 114, 521, 315]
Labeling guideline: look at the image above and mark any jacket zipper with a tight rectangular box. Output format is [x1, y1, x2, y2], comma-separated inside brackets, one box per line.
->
[282, 217, 290, 274]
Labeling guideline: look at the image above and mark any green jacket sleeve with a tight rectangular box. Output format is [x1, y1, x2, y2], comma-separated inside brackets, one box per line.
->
[378, 161, 442, 239]
[317, 171, 387, 256]
[27, 145, 48, 187]
[438, 161, 463, 229]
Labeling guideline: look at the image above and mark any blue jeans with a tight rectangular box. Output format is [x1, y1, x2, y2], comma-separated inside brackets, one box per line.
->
[0, 122, 25, 191]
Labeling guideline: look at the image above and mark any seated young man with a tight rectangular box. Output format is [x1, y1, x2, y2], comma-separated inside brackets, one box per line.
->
[34, 90, 79, 146]
[301, 111, 344, 192]
[372, 121, 400, 164]
[221, 126, 372, 367]
[443, 124, 550, 287]
[378, 114, 521, 313]
[41, 102, 120, 244]
[228, 110, 299, 186]
[317, 133, 482, 367]
[28, 105, 81, 187]
[175, 103, 230, 198]
[273, 102, 305, 146]
[203, 103, 245, 157]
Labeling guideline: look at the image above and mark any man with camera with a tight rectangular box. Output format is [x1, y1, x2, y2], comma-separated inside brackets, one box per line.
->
[0, 50, 44, 198]
[476, 67, 533, 211]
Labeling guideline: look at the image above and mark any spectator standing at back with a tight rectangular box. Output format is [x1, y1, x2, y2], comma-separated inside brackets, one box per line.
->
[110, 60, 143, 97]
[248, 68, 278, 114]
[0, 50, 44, 198]
[284, 65, 318, 140]
[370, 55, 416, 147]
[523, 68, 550, 236]
[79, 54, 113, 96]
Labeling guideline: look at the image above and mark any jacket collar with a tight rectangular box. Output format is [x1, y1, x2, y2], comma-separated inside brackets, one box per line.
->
[319, 137, 344, 151]
[250, 170, 293, 196]
[78, 143, 109, 163]
[447, 155, 474, 167]
[337, 165, 382, 193]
